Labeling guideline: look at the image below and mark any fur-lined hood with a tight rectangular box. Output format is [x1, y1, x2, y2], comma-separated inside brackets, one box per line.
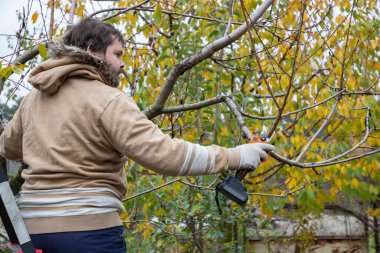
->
[28, 41, 119, 94]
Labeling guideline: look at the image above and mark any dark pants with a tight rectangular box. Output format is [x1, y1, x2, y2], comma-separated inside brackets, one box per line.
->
[30, 226, 126, 253]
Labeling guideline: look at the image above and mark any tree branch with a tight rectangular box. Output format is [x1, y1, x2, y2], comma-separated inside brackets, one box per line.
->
[135, 7, 243, 25]
[295, 93, 342, 162]
[122, 179, 181, 201]
[161, 96, 225, 114]
[241, 89, 345, 120]
[267, 0, 306, 138]
[48, 0, 55, 40]
[89, 0, 150, 19]
[239, 0, 280, 109]
[0, 45, 40, 96]
[269, 148, 379, 168]
[68, 0, 76, 26]
[224, 97, 252, 139]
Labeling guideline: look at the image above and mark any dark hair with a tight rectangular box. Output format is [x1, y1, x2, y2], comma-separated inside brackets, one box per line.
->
[63, 18, 124, 53]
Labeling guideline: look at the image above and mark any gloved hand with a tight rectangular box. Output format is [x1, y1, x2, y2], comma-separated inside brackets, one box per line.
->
[234, 143, 276, 171]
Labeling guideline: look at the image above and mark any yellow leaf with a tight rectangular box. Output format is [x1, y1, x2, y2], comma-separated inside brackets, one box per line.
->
[372, 40, 378, 49]
[335, 15, 345, 24]
[351, 178, 359, 188]
[335, 178, 342, 188]
[287, 195, 294, 202]
[32, 11, 39, 24]
[287, 178, 297, 189]
[373, 62, 380, 72]
[220, 126, 228, 136]
[368, 208, 380, 217]
[369, 0, 376, 9]
[177, 118, 183, 126]
[330, 186, 338, 198]
[371, 160, 379, 169]
[143, 203, 150, 216]
[343, 1, 351, 9]
[143, 228, 150, 239]
[346, 76, 356, 90]
[76, 5, 85, 16]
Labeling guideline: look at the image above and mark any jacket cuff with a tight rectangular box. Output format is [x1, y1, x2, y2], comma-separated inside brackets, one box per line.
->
[226, 148, 241, 171]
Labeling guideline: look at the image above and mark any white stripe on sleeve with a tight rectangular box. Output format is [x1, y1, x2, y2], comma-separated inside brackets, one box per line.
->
[178, 142, 193, 176]
[208, 147, 215, 174]
[186, 144, 209, 175]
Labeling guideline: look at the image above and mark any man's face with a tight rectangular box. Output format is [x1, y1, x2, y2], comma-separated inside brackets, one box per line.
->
[104, 38, 125, 76]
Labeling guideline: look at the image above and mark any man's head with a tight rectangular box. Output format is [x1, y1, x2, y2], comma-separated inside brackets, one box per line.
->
[63, 18, 125, 76]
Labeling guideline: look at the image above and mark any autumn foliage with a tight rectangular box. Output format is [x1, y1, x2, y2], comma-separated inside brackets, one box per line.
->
[0, 0, 379, 251]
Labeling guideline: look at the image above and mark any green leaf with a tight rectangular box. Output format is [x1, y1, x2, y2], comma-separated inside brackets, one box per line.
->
[153, 4, 163, 24]
[208, 30, 219, 39]
[306, 188, 316, 203]
[157, 52, 169, 62]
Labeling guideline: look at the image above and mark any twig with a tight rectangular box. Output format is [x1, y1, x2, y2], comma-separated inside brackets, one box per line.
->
[249, 179, 317, 198]
[318, 107, 372, 164]
[123, 179, 181, 201]
[68, 0, 76, 26]
[270, 148, 379, 168]
[48, 0, 55, 40]
[88, 0, 150, 20]
[267, 0, 307, 138]
[239, 0, 280, 109]
[295, 93, 342, 162]
[241, 89, 345, 120]
[135, 7, 243, 25]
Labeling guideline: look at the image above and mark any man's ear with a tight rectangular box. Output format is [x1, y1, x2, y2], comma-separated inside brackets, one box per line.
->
[86, 45, 95, 53]
[86, 45, 101, 56]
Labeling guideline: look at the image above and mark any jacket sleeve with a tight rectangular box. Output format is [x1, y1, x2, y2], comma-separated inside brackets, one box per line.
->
[0, 105, 24, 161]
[99, 93, 240, 176]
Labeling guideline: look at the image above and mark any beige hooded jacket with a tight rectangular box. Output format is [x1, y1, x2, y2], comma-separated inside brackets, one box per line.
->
[0, 42, 240, 234]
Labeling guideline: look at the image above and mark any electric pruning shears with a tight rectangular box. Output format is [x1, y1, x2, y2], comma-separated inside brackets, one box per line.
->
[215, 134, 271, 214]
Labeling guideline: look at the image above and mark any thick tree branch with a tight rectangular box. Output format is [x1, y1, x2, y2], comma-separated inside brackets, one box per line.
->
[224, 97, 252, 139]
[143, 0, 274, 120]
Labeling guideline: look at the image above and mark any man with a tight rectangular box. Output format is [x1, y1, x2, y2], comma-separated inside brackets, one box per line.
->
[0, 18, 275, 252]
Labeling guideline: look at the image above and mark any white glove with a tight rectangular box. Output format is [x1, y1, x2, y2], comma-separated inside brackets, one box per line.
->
[235, 143, 276, 171]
